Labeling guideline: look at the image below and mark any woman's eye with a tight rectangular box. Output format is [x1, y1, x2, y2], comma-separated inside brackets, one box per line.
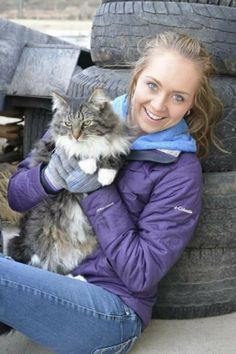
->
[173, 94, 184, 102]
[147, 82, 158, 91]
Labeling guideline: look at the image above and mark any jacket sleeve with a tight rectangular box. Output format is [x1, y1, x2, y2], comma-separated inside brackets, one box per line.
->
[7, 131, 52, 212]
[7, 157, 49, 212]
[80, 162, 202, 294]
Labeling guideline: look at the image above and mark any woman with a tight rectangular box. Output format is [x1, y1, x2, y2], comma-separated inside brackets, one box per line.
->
[0, 32, 222, 353]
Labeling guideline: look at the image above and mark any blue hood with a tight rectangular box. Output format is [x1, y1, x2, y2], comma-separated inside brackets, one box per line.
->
[112, 94, 196, 153]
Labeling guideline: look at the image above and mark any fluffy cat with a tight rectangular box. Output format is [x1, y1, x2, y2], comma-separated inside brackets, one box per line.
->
[7, 89, 131, 275]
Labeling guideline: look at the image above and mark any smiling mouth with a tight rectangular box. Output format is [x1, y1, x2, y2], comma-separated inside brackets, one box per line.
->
[145, 108, 166, 120]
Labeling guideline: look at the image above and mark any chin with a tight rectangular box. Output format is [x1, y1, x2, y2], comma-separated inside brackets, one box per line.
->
[140, 124, 163, 134]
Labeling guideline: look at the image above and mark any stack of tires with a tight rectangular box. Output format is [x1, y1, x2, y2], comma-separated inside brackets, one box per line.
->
[69, 0, 236, 319]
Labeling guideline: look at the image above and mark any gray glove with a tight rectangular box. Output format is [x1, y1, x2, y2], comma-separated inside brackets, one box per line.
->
[41, 146, 101, 194]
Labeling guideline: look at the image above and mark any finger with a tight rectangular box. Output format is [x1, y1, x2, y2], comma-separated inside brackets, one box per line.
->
[68, 155, 80, 170]
[51, 151, 68, 181]
[67, 170, 101, 193]
[53, 146, 71, 174]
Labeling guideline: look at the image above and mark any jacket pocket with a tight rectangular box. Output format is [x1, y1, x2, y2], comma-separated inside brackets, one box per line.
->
[92, 335, 138, 354]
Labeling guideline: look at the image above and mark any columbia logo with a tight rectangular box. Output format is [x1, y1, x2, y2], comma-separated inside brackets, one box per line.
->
[96, 202, 114, 213]
[174, 206, 193, 214]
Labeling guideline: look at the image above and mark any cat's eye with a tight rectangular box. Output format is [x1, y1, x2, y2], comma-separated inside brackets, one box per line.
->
[64, 121, 72, 128]
[83, 120, 93, 127]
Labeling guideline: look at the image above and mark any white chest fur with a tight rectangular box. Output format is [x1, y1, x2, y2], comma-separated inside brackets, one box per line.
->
[65, 200, 91, 244]
[56, 134, 130, 160]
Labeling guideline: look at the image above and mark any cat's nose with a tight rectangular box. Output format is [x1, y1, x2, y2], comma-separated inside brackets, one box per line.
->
[72, 128, 81, 140]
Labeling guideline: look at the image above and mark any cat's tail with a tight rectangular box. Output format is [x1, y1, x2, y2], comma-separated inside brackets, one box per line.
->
[7, 235, 32, 265]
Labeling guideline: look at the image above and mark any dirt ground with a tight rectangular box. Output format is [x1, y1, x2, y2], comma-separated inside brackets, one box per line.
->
[0, 0, 99, 21]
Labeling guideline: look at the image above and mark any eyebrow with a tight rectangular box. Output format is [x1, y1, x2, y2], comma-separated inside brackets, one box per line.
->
[145, 76, 191, 96]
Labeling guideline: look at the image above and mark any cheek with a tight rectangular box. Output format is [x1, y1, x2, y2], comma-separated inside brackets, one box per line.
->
[131, 89, 144, 114]
[168, 111, 185, 124]
[169, 101, 191, 120]
[130, 98, 141, 124]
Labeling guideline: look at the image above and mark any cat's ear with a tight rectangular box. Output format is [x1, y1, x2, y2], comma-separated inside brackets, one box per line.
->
[88, 89, 109, 110]
[51, 91, 69, 112]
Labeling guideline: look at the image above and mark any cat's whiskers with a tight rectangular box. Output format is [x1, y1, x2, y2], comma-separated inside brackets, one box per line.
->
[56, 133, 130, 161]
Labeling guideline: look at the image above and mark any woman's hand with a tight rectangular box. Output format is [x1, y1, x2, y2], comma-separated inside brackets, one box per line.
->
[42, 146, 101, 194]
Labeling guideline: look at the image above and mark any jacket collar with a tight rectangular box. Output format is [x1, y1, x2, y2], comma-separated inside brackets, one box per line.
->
[127, 149, 181, 163]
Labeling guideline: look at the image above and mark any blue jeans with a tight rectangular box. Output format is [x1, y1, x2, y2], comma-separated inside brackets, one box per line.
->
[0, 253, 141, 353]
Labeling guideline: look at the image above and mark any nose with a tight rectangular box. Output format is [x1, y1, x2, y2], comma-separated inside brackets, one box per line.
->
[72, 127, 81, 140]
[150, 93, 167, 113]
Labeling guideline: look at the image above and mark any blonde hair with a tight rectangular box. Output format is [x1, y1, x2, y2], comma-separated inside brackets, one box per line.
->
[128, 31, 224, 158]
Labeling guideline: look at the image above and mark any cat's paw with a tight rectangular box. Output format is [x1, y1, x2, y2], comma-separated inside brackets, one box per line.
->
[67, 274, 87, 282]
[30, 254, 41, 267]
[79, 159, 97, 174]
[98, 168, 117, 186]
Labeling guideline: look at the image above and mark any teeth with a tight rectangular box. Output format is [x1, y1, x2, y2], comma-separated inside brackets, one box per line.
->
[145, 108, 164, 120]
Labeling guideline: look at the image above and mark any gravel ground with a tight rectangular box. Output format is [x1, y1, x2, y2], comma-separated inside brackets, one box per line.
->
[11, 19, 92, 48]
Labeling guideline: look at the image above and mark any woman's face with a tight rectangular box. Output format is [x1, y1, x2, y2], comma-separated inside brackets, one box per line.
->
[130, 50, 201, 134]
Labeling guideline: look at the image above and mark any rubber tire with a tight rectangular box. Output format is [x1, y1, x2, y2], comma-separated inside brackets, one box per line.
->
[23, 108, 52, 157]
[190, 171, 236, 248]
[69, 66, 236, 172]
[102, 0, 236, 6]
[91, 1, 236, 76]
[154, 247, 236, 319]
[67, 65, 132, 99]
[202, 75, 236, 172]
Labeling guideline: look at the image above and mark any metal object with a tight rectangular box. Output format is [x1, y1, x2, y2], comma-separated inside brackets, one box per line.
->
[8, 44, 81, 97]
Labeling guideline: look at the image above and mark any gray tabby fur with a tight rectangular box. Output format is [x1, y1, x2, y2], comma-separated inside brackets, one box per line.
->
[7, 89, 131, 275]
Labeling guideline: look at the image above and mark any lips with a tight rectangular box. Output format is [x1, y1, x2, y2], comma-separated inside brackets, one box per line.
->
[144, 107, 166, 121]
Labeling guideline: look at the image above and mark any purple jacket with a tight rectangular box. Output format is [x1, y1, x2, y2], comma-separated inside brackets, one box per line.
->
[8, 149, 202, 328]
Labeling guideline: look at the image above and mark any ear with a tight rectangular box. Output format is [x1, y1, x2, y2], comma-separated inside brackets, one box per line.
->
[88, 89, 109, 110]
[51, 91, 69, 112]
